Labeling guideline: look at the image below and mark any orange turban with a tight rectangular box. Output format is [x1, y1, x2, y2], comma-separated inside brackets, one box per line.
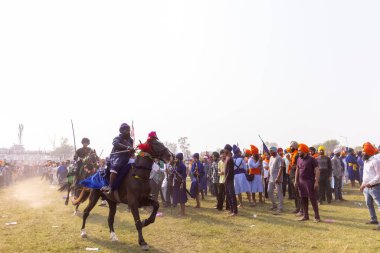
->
[363, 142, 377, 156]
[250, 145, 259, 155]
[245, 149, 252, 156]
[298, 143, 309, 153]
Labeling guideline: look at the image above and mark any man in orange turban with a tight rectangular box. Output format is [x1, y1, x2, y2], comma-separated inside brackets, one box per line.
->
[250, 145, 259, 155]
[245, 149, 252, 156]
[295, 143, 321, 222]
[298, 143, 310, 154]
[360, 142, 380, 229]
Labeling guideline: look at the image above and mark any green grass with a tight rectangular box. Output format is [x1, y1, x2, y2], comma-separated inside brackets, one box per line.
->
[1, 177, 380, 253]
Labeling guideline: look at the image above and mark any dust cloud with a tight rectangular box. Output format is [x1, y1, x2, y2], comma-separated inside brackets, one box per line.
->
[10, 178, 53, 208]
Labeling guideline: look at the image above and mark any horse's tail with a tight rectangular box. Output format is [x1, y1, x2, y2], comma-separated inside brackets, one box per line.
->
[58, 182, 70, 192]
[72, 188, 90, 205]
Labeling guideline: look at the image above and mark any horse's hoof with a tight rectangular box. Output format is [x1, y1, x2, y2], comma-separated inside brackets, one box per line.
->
[141, 244, 149, 251]
[110, 232, 119, 242]
[81, 230, 87, 238]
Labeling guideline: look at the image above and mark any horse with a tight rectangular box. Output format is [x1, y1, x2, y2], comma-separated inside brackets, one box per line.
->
[59, 150, 99, 215]
[80, 138, 173, 251]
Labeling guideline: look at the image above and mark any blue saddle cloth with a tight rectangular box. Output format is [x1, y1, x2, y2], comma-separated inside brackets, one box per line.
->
[80, 170, 108, 189]
[80, 163, 133, 190]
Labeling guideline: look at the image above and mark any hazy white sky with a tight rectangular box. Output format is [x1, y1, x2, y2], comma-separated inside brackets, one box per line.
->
[1, 0, 379, 156]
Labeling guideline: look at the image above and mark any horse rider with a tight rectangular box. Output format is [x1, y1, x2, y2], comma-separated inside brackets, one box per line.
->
[101, 123, 135, 194]
[73, 137, 98, 184]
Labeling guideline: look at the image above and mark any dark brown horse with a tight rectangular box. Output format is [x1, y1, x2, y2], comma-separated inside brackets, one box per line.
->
[59, 150, 99, 215]
[80, 139, 173, 251]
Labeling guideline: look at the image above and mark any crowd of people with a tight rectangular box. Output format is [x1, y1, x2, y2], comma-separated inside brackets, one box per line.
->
[148, 140, 380, 231]
[0, 160, 42, 187]
[2, 124, 379, 232]
[54, 127, 380, 231]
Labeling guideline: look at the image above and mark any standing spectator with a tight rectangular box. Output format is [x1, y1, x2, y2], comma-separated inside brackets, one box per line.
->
[278, 148, 287, 198]
[316, 146, 332, 204]
[247, 145, 264, 205]
[289, 141, 302, 215]
[172, 153, 188, 216]
[332, 148, 344, 201]
[357, 151, 364, 185]
[201, 156, 210, 198]
[190, 153, 205, 208]
[268, 147, 285, 212]
[57, 161, 68, 186]
[0, 160, 4, 187]
[346, 148, 359, 188]
[360, 142, 380, 230]
[162, 161, 174, 208]
[232, 145, 250, 207]
[216, 150, 229, 211]
[150, 159, 165, 202]
[224, 144, 238, 216]
[211, 152, 220, 207]
[262, 153, 270, 200]
[341, 151, 348, 185]
[295, 144, 321, 222]
[310, 147, 319, 159]
[284, 148, 293, 199]
[158, 161, 167, 205]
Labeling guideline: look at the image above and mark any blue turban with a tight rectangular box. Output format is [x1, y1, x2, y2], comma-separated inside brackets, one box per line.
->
[119, 123, 130, 133]
[232, 145, 241, 156]
[270, 146, 278, 153]
[193, 153, 199, 159]
[176, 153, 184, 161]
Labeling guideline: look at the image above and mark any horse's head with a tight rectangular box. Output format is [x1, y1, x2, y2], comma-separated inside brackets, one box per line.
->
[149, 139, 173, 163]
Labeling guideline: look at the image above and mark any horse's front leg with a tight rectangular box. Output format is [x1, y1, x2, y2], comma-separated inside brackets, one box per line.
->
[129, 203, 149, 251]
[142, 198, 159, 227]
[107, 200, 119, 242]
[81, 190, 100, 238]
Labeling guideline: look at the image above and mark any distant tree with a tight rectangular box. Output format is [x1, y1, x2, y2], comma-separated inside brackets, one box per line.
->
[52, 137, 75, 161]
[178, 137, 192, 161]
[164, 141, 177, 154]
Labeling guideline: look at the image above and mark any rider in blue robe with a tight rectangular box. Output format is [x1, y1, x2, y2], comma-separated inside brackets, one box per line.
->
[102, 123, 134, 193]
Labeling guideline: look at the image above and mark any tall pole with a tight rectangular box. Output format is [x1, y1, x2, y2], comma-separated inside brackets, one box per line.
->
[71, 119, 77, 153]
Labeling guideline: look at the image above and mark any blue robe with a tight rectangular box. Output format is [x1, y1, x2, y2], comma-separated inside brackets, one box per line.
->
[189, 161, 205, 198]
[109, 134, 133, 174]
[345, 154, 359, 181]
[173, 162, 188, 204]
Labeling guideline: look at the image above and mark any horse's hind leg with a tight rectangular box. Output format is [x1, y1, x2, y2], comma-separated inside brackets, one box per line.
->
[65, 184, 71, 206]
[107, 200, 119, 242]
[74, 204, 80, 216]
[81, 190, 101, 238]
[142, 199, 159, 228]
[130, 203, 149, 250]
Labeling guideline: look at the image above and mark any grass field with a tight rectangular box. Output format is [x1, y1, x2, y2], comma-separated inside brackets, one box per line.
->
[1, 177, 380, 253]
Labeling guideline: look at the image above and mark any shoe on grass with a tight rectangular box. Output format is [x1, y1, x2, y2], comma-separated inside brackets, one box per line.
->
[366, 220, 379, 225]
